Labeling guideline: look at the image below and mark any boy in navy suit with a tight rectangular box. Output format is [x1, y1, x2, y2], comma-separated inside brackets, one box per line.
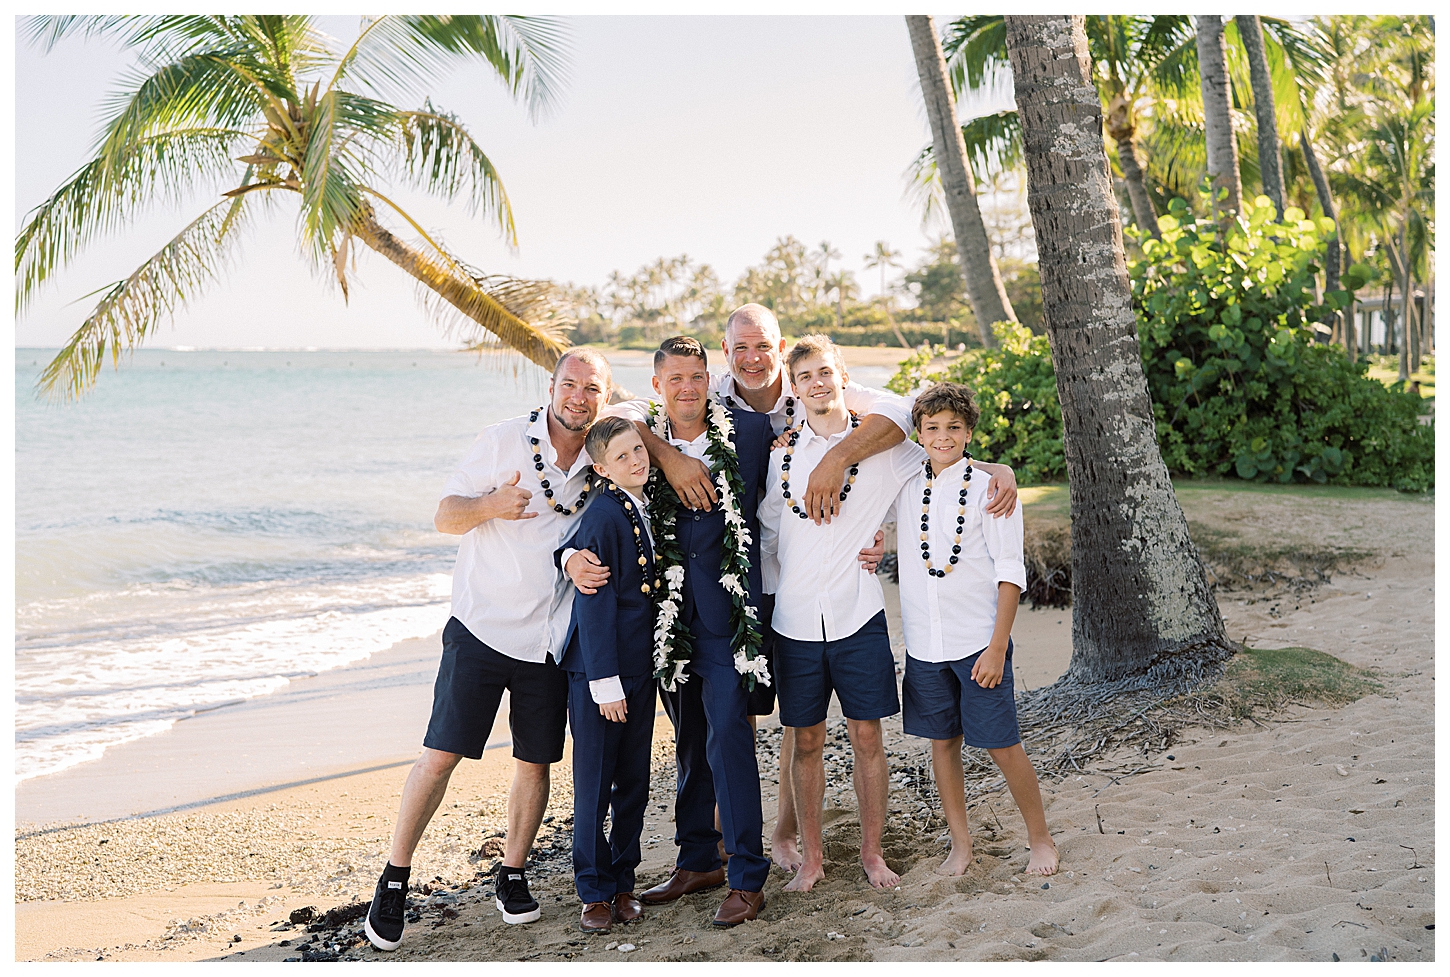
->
[558, 415, 660, 934]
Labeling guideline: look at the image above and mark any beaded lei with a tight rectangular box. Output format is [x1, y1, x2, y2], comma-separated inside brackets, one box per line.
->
[606, 482, 659, 595]
[528, 407, 593, 514]
[920, 453, 974, 577]
[780, 411, 860, 519]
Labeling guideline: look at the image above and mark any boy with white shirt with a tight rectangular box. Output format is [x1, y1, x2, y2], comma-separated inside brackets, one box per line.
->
[895, 382, 1058, 878]
[759, 335, 927, 893]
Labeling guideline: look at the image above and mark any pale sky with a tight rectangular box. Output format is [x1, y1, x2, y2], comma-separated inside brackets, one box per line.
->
[13, 15, 1015, 350]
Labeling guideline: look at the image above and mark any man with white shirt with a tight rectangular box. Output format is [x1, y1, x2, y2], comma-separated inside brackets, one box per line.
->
[760, 335, 930, 893]
[570, 304, 1018, 872]
[365, 348, 633, 950]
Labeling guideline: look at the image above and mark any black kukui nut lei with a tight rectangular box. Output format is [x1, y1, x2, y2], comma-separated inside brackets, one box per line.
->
[781, 410, 859, 518]
[921, 454, 973, 578]
[607, 482, 659, 595]
[529, 407, 593, 514]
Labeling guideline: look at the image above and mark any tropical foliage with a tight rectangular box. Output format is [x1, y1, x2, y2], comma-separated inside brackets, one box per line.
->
[16, 14, 573, 398]
[889, 196, 1434, 491]
[565, 233, 1033, 348]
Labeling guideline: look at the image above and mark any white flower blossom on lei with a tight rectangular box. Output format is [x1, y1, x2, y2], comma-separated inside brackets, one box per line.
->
[645, 396, 767, 690]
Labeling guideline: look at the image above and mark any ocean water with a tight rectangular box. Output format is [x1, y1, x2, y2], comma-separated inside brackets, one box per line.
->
[13, 347, 898, 786]
[11, 349, 654, 785]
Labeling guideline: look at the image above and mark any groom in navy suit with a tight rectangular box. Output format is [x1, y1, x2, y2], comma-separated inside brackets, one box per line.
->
[566, 337, 773, 926]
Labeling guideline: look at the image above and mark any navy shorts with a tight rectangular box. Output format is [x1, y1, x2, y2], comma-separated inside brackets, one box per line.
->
[902, 639, 1020, 749]
[746, 593, 777, 717]
[422, 617, 568, 764]
[774, 610, 899, 728]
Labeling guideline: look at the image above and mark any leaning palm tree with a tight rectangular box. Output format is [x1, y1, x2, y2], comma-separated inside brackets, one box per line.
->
[16, 14, 573, 399]
[905, 14, 1015, 347]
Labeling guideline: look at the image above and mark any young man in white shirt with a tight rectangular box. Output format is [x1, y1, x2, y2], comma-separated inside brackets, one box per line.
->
[366, 348, 664, 949]
[759, 335, 928, 893]
[896, 382, 1057, 878]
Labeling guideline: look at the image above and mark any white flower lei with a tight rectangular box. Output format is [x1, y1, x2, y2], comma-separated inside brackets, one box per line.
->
[646, 397, 769, 691]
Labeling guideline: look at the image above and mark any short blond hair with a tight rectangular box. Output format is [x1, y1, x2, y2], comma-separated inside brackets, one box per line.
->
[785, 334, 845, 381]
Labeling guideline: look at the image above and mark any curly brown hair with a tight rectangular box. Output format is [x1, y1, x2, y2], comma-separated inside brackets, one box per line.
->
[911, 381, 981, 431]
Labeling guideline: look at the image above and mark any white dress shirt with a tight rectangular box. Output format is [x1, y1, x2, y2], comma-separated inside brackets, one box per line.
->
[760, 422, 926, 641]
[709, 371, 913, 436]
[587, 489, 653, 705]
[892, 456, 1028, 662]
[442, 410, 596, 664]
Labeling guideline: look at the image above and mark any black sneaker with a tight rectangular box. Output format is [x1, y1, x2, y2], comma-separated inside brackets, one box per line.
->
[365, 864, 409, 950]
[494, 863, 541, 924]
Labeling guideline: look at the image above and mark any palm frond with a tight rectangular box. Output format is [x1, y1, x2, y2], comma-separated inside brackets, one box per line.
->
[397, 102, 515, 241]
[942, 15, 1012, 102]
[36, 194, 253, 400]
[299, 89, 370, 266]
[16, 127, 249, 309]
[97, 52, 270, 160]
[334, 15, 570, 121]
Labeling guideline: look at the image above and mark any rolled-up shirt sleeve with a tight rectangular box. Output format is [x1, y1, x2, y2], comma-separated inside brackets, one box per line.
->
[442, 427, 500, 500]
[982, 501, 1028, 592]
[589, 675, 625, 704]
[843, 380, 914, 435]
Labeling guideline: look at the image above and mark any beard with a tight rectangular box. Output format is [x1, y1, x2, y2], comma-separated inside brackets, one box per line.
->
[731, 361, 779, 391]
[551, 402, 592, 432]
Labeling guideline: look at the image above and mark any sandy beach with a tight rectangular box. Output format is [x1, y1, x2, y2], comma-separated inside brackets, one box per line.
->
[13, 484, 1434, 963]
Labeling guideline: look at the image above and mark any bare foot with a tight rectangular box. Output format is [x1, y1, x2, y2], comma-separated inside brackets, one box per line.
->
[783, 861, 825, 893]
[1024, 839, 1059, 876]
[935, 841, 973, 877]
[771, 834, 804, 873]
[862, 853, 900, 889]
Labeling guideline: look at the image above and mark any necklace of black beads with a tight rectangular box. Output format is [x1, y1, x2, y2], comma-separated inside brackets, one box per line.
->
[780, 410, 859, 519]
[920, 453, 973, 577]
[528, 407, 593, 515]
[606, 481, 659, 595]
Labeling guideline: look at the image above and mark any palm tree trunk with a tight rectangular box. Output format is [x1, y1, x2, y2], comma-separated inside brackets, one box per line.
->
[1398, 221, 1412, 381]
[356, 217, 567, 373]
[1298, 129, 1340, 292]
[906, 14, 1015, 348]
[1104, 93, 1158, 236]
[1236, 15, 1285, 217]
[1003, 14, 1233, 687]
[1115, 133, 1159, 236]
[1196, 16, 1243, 220]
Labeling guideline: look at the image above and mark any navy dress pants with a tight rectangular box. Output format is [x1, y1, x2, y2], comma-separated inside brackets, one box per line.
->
[659, 614, 770, 893]
[568, 671, 656, 904]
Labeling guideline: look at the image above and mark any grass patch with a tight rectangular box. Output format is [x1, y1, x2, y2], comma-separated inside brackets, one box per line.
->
[1210, 646, 1381, 719]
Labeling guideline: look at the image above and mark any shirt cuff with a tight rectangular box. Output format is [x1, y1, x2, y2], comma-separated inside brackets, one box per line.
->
[589, 675, 625, 704]
[994, 560, 1028, 592]
[559, 547, 579, 573]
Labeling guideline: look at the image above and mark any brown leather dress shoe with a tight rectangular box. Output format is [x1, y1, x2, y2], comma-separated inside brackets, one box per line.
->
[639, 866, 727, 905]
[613, 892, 644, 923]
[712, 888, 765, 927]
[579, 901, 613, 934]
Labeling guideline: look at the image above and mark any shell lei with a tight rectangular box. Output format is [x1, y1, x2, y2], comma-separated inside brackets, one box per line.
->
[646, 399, 768, 692]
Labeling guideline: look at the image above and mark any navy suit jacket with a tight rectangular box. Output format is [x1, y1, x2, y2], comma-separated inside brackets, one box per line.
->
[558, 489, 657, 680]
[667, 407, 773, 658]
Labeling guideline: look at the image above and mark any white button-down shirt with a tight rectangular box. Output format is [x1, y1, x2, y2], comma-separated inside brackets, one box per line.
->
[442, 410, 596, 663]
[710, 371, 913, 436]
[760, 423, 925, 641]
[892, 456, 1028, 662]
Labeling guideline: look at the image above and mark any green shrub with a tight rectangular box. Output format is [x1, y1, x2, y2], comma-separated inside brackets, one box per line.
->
[888, 323, 1065, 483]
[887, 195, 1434, 491]
[1132, 197, 1433, 491]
